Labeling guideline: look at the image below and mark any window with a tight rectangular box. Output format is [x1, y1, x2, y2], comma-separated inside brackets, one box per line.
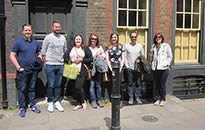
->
[117, 0, 149, 56]
[118, 0, 148, 28]
[175, 0, 201, 63]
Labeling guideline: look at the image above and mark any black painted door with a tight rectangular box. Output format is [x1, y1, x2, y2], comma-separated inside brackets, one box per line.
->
[29, 0, 73, 48]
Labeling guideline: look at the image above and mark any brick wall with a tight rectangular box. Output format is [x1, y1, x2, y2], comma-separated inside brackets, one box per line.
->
[154, 0, 173, 46]
[86, 0, 114, 46]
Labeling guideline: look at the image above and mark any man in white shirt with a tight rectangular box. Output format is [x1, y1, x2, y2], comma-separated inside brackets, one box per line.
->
[125, 31, 144, 105]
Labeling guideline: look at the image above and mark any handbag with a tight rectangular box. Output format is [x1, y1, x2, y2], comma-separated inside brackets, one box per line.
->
[63, 61, 79, 80]
[83, 63, 91, 80]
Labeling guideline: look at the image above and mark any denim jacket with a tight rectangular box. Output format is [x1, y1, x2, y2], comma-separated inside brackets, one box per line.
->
[151, 43, 173, 71]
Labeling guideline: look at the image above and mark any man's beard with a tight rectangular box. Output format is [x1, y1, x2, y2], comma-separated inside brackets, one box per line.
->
[131, 40, 136, 43]
[54, 30, 60, 34]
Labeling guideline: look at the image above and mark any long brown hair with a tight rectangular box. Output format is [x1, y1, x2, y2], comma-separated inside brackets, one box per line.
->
[108, 32, 120, 50]
[87, 33, 100, 48]
[153, 33, 164, 45]
[73, 34, 85, 49]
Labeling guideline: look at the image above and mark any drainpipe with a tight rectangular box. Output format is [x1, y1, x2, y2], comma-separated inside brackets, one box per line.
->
[0, 0, 8, 109]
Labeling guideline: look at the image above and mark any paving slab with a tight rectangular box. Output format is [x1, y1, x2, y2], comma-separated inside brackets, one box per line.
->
[1, 96, 205, 130]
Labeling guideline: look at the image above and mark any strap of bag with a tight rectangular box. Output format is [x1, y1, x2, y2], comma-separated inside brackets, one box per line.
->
[83, 63, 91, 80]
[74, 47, 79, 57]
[75, 47, 91, 76]
[83, 63, 90, 71]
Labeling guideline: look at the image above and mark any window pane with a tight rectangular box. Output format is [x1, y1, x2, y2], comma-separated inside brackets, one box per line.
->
[193, 14, 199, 28]
[185, 0, 191, 12]
[177, 0, 183, 12]
[177, 14, 183, 28]
[129, 0, 136, 9]
[138, 11, 146, 26]
[119, 0, 127, 8]
[185, 14, 191, 28]
[118, 10, 127, 26]
[139, 0, 146, 9]
[193, 0, 199, 12]
[129, 11, 136, 26]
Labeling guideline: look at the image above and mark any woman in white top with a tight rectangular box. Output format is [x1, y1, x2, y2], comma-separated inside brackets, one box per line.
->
[87, 33, 105, 109]
[150, 33, 173, 107]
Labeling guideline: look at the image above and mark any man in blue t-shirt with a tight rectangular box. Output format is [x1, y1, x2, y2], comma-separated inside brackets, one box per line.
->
[10, 24, 42, 117]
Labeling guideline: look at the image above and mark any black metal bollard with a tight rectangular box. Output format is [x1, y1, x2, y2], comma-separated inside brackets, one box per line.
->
[111, 63, 121, 130]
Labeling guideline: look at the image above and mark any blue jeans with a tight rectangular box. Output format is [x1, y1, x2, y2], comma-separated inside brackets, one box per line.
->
[153, 69, 169, 101]
[126, 69, 141, 100]
[46, 65, 64, 102]
[90, 72, 102, 102]
[16, 71, 37, 109]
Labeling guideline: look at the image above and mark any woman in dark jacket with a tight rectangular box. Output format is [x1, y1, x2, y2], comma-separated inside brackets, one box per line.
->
[64, 34, 93, 111]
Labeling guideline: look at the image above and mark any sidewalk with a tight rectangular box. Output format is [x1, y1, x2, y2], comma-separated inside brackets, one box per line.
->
[1, 96, 205, 130]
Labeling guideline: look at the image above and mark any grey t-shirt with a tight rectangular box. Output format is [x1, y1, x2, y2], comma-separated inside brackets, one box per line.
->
[41, 33, 67, 65]
[125, 43, 144, 70]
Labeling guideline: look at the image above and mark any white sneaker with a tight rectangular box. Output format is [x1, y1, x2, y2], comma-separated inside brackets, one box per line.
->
[154, 100, 160, 106]
[54, 101, 64, 112]
[159, 100, 165, 107]
[48, 102, 54, 112]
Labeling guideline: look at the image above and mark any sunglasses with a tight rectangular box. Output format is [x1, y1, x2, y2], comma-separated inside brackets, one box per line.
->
[91, 38, 98, 41]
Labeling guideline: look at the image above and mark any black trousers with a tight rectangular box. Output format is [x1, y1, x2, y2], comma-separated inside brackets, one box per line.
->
[74, 75, 86, 105]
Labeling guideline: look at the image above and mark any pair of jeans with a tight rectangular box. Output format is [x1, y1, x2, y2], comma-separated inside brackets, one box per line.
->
[153, 69, 169, 101]
[16, 70, 37, 109]
[46, 64, 64, 102]
[90, 72, 102, 102]
[126, 68, 141, 100]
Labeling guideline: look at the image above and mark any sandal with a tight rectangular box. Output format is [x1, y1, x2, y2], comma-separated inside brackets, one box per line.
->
[73, 105, 82, 111]
[82, 100, 87, 110]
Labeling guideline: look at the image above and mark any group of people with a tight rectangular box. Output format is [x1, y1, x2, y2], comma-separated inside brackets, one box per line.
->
[10, 20, 173, 117]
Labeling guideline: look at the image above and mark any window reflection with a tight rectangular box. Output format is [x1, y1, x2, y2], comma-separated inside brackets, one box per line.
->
[118, 10, 127, 26]
[129, 11, 136, 26]
[193, 0, 199, 12]
[138, 11, 146, 26]
[185, 0, 191, 12]
[177, 0, 183, 12]
[193, 14, 199, 28]
[129, 0, 136, 9]
[119, 0, 127, 8]
[185, 14, 191, 28]
[177, 14, 183, 28]
[139, 0, 146, 9]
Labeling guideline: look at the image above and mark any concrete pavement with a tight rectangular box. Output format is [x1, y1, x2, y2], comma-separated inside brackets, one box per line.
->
[1, 96, 205, 130]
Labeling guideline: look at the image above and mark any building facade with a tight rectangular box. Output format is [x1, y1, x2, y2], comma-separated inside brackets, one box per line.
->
[0, 0, 205, 107]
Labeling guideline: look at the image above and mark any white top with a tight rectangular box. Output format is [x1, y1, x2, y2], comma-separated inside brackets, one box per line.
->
[125, 43, 144, 70]
[151, 43, 173, 70]
[89, 46, 105, 58]
[69, 47, 85, 71]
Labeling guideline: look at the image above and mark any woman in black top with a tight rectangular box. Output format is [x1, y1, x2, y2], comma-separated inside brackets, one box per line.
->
[64, 34, 93, 111]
